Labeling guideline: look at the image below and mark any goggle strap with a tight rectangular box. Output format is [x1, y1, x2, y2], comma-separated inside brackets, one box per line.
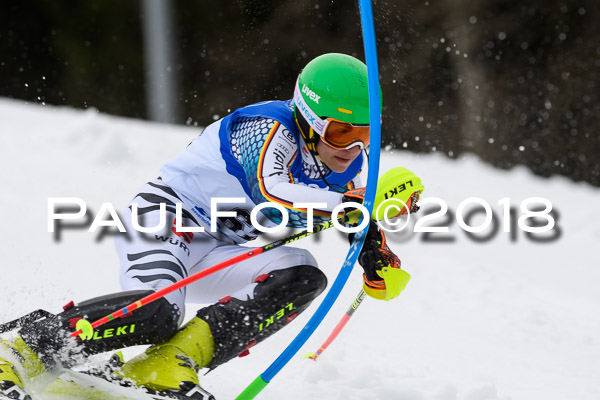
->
[306, 128, 318, 152]
[294, 113, 318, 153]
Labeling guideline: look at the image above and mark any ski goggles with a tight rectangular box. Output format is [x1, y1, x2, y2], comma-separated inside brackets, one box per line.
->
[319, 118, 370, 150]
[294, 81, 370, 150]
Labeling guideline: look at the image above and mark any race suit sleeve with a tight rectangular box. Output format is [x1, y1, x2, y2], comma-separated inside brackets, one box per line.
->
[234, 119, 346, 227]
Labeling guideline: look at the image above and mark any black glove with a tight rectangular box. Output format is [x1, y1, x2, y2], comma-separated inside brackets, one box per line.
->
[349, 221, 401, 287]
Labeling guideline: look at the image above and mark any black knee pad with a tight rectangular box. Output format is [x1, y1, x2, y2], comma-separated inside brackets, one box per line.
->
[20, 290, 180, 367]
[197, 265, 327, 369]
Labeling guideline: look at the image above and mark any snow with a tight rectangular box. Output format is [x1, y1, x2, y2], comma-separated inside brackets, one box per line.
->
[1, 98, 599, 400]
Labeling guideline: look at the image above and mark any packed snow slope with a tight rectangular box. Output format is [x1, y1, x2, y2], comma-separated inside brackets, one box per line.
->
[1, 98, 599, 400]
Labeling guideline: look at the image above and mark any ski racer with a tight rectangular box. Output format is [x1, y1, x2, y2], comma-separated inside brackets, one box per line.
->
[0, 53, 421, 400]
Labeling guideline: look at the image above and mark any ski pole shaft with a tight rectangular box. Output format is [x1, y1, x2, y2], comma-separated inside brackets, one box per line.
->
[70, 213, 353, 339]
[307, 288, 366, 361]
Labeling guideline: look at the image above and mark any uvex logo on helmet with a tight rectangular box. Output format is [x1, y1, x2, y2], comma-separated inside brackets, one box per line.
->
[295, 93, 317, 126]
[301, 84, 321, 104]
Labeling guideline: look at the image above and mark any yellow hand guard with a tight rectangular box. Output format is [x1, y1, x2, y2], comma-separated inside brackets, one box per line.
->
[343, 166, 424, 222]
[363, 267, 411, 301]
[373, 166, 424, 221]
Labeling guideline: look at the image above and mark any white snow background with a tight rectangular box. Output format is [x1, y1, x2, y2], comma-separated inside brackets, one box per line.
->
[1, 98, 599, 400]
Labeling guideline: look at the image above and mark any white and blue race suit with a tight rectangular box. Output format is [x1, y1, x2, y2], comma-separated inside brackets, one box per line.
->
[160, 99, 364, 243]
[116, 99, 365, 312]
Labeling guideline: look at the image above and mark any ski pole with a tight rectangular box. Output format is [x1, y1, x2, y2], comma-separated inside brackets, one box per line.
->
[70, 212, 357, 340]
[305, 288, 366, 361]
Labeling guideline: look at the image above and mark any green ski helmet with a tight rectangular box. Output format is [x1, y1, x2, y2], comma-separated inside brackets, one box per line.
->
[293, 53, 372, 153]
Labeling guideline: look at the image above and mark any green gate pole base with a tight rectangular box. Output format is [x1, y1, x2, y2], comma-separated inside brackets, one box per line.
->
[236, 376, 268, 400]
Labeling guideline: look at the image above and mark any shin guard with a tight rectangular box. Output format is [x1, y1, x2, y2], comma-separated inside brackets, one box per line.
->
[196, 265, 327, 369]
[18, 290, 180, 368]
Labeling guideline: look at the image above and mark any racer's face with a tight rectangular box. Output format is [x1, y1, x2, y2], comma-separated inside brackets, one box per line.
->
[316, 139, 361, 173]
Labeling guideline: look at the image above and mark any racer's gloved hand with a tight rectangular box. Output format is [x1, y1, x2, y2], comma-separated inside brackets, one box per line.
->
[342, 187, 366, 204]
[349, 222, 411, 301]
[341, 187, 366, 226]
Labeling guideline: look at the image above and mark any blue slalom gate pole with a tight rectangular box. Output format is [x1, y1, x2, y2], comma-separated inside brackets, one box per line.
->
[237, 1, 381, 398]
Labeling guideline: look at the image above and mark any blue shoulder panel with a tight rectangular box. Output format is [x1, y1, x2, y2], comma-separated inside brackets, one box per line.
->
[218, 101, 296, 199]
[218, 99, 362, 202]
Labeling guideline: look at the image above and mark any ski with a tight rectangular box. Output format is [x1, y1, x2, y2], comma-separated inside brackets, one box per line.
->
[45, 369, 215, 400]
[8, 367, 215, 400]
